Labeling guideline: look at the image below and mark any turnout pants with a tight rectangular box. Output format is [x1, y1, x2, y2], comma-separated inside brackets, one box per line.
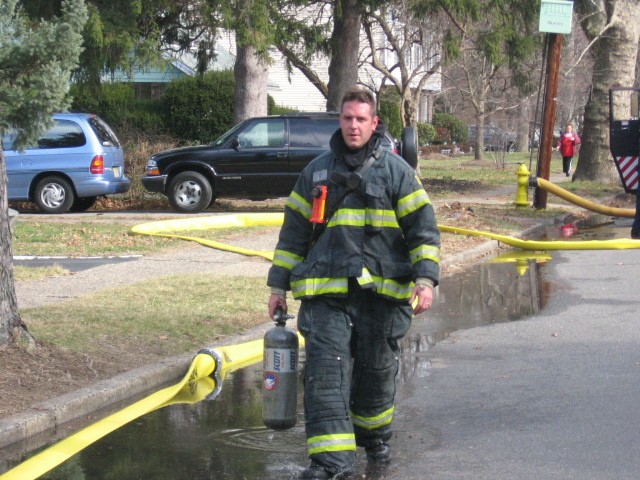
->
[297, 280, 412, 474]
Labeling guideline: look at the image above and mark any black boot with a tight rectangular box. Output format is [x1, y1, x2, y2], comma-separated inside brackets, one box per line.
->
[300, 461, 353, 479]
[365, 442, 391, 464]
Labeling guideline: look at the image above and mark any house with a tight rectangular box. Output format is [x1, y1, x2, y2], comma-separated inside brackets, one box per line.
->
[115, 15, 441, 121]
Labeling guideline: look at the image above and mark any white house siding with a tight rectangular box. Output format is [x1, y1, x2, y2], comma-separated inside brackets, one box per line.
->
[267, 52, 330, 112]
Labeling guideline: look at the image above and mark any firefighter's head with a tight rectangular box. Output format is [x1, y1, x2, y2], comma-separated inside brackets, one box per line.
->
[339, 87, 379, 150]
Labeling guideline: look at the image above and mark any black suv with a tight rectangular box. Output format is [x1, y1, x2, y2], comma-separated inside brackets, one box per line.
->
[142, 113, 414, 213]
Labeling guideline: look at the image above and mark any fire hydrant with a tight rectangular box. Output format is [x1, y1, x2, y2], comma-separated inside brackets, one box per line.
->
[514, 163, 530, 207]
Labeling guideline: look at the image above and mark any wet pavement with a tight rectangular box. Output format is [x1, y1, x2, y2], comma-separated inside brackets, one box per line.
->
[3, 218, 640, 479]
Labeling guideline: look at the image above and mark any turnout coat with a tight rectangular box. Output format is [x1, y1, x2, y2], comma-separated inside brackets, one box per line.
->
[268, 144, 440, 301]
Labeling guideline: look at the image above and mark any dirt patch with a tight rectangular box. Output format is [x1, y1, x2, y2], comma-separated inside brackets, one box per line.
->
[0, 340, 150, 418]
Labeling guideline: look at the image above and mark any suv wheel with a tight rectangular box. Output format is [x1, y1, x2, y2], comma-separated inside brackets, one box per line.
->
[34, 176, 75, 213]
[70, 196, 98, 212]
[168, 171, 213, 213]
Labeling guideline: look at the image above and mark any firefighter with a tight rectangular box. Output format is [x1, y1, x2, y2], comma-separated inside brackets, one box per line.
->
[267, 87, 440, 479]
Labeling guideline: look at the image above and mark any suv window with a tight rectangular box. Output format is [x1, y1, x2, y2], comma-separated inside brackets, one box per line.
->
[37, 120, 86, 149]
[89, 116, 121, 147]
[238, 118, 285, 148]
[290, 118, 338, 148]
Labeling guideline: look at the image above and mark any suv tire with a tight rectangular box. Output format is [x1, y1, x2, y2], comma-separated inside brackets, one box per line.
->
[400, 127, 418, 169]
[168, 171, 213, 213]
[34, 176, 75, 213]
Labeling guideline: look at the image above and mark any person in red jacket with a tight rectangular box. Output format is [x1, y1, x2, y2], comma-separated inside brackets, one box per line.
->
[556, 124, 581, 177]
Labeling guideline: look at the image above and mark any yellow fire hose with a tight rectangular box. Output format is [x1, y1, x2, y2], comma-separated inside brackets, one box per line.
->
[0, 336, 305, 480]
[130, 213, 285, 261]
[535, 177, 636, 218]
[131, 206, 640, 256]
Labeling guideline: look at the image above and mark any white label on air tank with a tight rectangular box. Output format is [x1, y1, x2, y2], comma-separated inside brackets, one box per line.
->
[264, 348, 297, 373]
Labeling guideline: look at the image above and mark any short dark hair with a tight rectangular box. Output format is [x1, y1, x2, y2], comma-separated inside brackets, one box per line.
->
[341, 87, 377, 117]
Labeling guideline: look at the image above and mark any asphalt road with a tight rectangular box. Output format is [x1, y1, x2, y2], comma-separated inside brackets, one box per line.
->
[380, 242, 640, 480]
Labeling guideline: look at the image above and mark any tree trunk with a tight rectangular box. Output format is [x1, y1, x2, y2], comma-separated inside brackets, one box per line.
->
[326, 0, 361, 112]
[516, 102, 530, 152]
[234, 43, 269, 123]
[0, 148, 31, 346]
[574, 0, 640, 182]
[475, 109, 486, 160]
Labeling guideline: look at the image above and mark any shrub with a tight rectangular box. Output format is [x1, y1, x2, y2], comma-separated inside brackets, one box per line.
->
[417, 122, 436, 145]
[69, 83, 165, 135]
[378, 89, 403, 139]
[161, 70, 235, 143]
[432, 112, 468, 143]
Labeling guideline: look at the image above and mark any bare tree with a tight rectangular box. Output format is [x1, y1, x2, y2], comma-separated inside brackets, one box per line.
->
[360, 2, 442, 126]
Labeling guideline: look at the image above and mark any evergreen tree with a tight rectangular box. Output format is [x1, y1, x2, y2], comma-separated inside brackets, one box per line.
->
[0, 0, 88, 346]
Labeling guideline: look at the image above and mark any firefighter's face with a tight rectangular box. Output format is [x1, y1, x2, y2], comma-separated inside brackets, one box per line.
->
[340, 100, 379, 150]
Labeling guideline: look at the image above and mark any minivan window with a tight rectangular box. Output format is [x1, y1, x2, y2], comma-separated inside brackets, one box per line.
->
[290, 118, 338, 148]
[36, 120, 86, 149]
[89, 116, 121, 147]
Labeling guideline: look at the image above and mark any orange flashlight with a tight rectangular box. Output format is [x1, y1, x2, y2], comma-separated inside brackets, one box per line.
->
[310, 185, 328, 223]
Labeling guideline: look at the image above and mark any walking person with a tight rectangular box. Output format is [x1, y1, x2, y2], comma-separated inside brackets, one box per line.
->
[556, 123, 581, 177]
[267, 87, 440, 479]
[632, 159, 640, 239]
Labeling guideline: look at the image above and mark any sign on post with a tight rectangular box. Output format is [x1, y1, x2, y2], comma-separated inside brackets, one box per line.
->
[539, 0, 574, 34]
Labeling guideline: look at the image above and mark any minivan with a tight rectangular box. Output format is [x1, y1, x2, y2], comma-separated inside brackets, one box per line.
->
[3, 113, 131, 213]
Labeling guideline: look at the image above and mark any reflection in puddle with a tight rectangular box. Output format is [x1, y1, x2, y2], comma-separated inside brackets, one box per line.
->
[2, 253, 551, 480]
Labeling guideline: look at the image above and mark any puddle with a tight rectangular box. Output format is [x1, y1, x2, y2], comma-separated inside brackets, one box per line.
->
[0, 251, 553, 479]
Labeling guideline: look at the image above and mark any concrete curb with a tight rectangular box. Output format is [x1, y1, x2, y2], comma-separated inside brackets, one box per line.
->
[0, 323, 273, 450]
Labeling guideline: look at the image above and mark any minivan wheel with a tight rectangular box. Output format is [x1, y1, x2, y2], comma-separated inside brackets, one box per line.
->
[34, 176, 75, 213]
[70, 196, 98, 212]
[168, 171, 213, 213]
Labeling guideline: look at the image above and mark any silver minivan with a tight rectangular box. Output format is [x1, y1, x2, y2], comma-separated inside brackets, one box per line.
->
[4, 113, 131, 213]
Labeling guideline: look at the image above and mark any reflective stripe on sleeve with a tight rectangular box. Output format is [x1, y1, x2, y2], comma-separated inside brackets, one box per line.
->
[286, 191, 312, 219]
[272, 249, 304, 270]
[396, 189, 431, 219]
[409, 244, 441, 265]
[307, 433, 356, 455]
[350, 407, 394, 430]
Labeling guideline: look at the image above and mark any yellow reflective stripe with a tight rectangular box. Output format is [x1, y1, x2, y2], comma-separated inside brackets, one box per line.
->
[351, 407, 395, 429]
[367, 209, 399, 228]
[272, 249, 304, 270]
[356, 268, 413, 300]
[327, 208, 365, 227]
[307, 433, 356, 455]
[286, 191, 312, 219]
[291, 277, 349, 298]
[326, 208, 400, 229]
[409, 244, 441, 265]
[396, 189, 430, 219]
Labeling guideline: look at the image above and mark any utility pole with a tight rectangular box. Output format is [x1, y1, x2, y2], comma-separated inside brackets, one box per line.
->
[533, 33, 563, 209]
[534, 0, 574, 209]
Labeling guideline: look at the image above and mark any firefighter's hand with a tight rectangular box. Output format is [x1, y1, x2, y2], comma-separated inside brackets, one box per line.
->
[268, 293, 288, 319]
[409, 284, 433, 315]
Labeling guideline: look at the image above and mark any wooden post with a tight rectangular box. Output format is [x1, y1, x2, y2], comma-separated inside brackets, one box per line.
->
[533, 33, 563, 209]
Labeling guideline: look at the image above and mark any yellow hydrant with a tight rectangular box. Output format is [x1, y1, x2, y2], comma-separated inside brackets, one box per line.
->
[514, 163, 530, 207]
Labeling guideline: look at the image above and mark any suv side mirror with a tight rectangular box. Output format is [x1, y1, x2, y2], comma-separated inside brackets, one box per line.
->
[231, 137, 240, 149]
